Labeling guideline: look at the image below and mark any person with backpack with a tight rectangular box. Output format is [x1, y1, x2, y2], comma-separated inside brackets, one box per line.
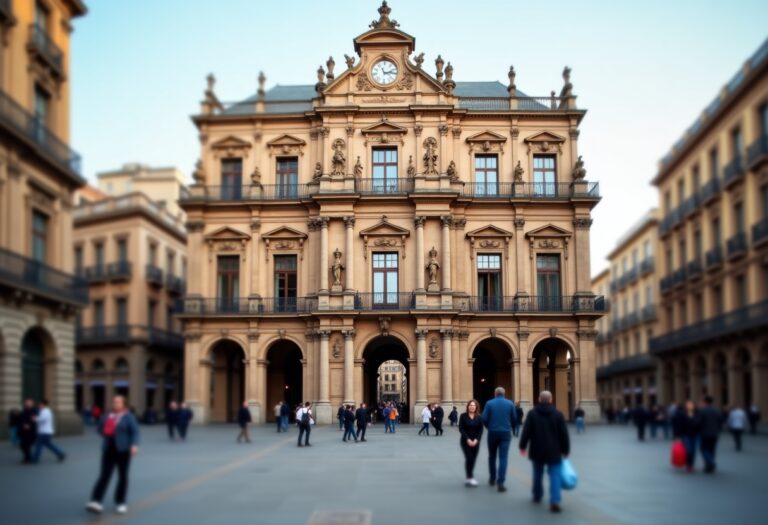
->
[448, 406, 458, 427]
[297, 402, 313, 447]
[236, 401, 252, 443]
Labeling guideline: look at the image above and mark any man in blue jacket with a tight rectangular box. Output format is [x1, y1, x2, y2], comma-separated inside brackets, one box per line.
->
[482, 386, 517, 493]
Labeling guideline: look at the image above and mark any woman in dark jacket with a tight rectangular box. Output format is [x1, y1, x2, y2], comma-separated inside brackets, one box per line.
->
[675, 401, 700, 472]
[458, 399, 484, 487]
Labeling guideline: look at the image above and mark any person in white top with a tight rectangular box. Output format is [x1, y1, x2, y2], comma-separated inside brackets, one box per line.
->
[418, 404, 432, 436]
[32, 399, 66, 463]
[297, 402, 313, 447]
[726, 406, 747, 451]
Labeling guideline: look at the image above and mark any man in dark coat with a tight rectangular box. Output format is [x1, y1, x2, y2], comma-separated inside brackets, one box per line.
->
[165, 401, 178, 441]
[236, 401, 252, 443]
[632, 405, 649, 441]
[18, 399, 38, 464]
[176, 403, 193, 441]
[355, 403, 369, 442]
[342, 405, 357, 442]
[519, 391, 570, 514]
[432, 404, 445, 436]
[698, 396, 722, 473]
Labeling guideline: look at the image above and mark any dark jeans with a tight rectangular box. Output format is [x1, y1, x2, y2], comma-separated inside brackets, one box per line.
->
[32, 434, 64, 462]
[730, 429, 743, 451]
[298, 424, 311, 445]
[20, 435, 35, 463]
[276, 417, 282, 432]
[460, 440, 480, 478]
[636, 423, 646, 441]
[167, 422, 176, 439]
[512, 424, 521, 437]
[433, 420, 444, 436]
[533, 462, 562, 504]
[682, 435, 698, 467]
[418, 422, 430, 435]
[237, 424, 250, 443]
[356, 423, 367, 440]
[487, 431, 512, 485]
[91, 439, 132, 504]
[343, 424, 357, 441]
[700, 436, 718, 471]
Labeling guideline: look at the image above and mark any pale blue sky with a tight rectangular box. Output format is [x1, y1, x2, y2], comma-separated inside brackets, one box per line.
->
[70, 0, 768, 272]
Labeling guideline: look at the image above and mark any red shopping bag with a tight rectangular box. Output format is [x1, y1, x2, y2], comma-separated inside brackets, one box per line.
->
[671, 439, 686, 468]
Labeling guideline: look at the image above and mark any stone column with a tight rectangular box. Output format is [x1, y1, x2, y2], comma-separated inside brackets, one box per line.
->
[319, 217, 330, 293]
[315, 330, 332, 424]
[415, 329, 428, 404]
[441, 329, 453, 404]
[517, 329, 533, 413]
[257, 359, 268, 424]
[128, 344, 146, 414]
[573, 217, 593, 294]
[343, 330, 355, 404]
[415, 217, 426, 292]
[344, 217, 355, 291]
[441, 216, 452, 291]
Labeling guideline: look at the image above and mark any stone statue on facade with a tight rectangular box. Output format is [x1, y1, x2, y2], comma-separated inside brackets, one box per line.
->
[572, 155, 586, 180]
[344, 54, 355, 69]
[326, 56, 335, 81]
[513, 160, 524, 182]
[407, 155, 416, 177]
[353, 156, 363, 178]
[332, 339, 342, 359]
[313, 162, 323, 181]
[250, 165, 262, 185]
[507, 65, 516, 94]
[423, 138, 438, 175]
[435, 55, 445, 81]
[413, 52, 425, 68]
[446, 160, 457, 182]
[429, 338, 439, 358]
[331, 248, 344, 291]
[561, 66, 573, 98]
[192, 159, 205, 184]
[331, 139, 346, 176]
[426, 246, 440, 291]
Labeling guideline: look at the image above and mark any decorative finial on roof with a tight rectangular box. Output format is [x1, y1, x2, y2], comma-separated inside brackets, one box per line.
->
[315, 65, 327, 93]
[507, 65, 516, 95]
[257, 71, 266, 100]
[206, 73, 215, 93]
[201, 73, 222, 115]
[413, 52, 424, 68]
[344, 54, 356, 69]
[443, 62, 455, 94]
[326, 56, 336, 81]
[370, 0, 399, 29]
[435, 55, 444, 81]
[560, 66, 573, 98]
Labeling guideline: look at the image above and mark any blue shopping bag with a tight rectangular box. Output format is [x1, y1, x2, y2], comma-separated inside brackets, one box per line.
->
[560, 459, 578, 490]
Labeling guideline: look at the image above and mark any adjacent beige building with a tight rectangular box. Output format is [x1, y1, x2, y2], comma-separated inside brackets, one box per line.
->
[73, 167, 187, 417]
[179, 2, 605, 425]
[378, 359, 406, 403]
[0, 0, 87, 437]
[594, 210, 660, 411]
[650, 36, 768, 412]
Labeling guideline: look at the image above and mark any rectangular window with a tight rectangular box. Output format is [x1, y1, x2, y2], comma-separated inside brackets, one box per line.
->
[474, 154, 498, 196]
[166, 251, 175, 276]
[762, 183, 768, 219]
[116, 238, 127, 263]
[371, 147, 398, 193]
[274, 255, 298, 311]
[116, 298, 128, 327]
[731, 127, 743, 158]
[31, 210, 47, 263]
[74, 246, 83, 275]
[372, 252, 399, 307]
[633, 292, 640, 312]
[712, 285, 723, 316]
[533, 155, 557, 196]
[536, 254, 562, 310]
[276, 157, 299, 198]
[677, 178, 685, 205]
[692, 165, 700, 191]
[709, 148, 719, 180]
[35, 1, 49, 30]
[632, 248, 638, 268]
[221, 158, 243, 199]
[93, 300, 104, 328]
[217, 255, 240, 311]
[665, 247, 673, 274]
[148, 243, 157, 266]
[679, 300, 687, 327]
[693, 229, 702, 260]
[477, 254, 502, 311]
[664, 191, 672, 214]
[712, 217, 721, 247]
[634, 332, 642, 356]
[645, 285, 653, 306]
[643, 239, 652, 259]
[33, 85, 50, 142]
[733, 202, 745, 234]
[148, 300, 157, 328]
[94, 242, 104, 268]
[622, 257, 628, 273]
[166, 306, 174, 332]
[678, 239, 686, 267]
[694, 293, 703, 323]
[735, 274, 748, 308]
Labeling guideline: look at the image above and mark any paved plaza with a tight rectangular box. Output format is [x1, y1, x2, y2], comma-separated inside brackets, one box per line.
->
[0, 422, 765, 525]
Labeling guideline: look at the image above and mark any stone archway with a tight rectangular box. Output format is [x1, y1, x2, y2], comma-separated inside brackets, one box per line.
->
[20, 327, 55, 403]
[531, 337, 573, 418]
[472, 338, 513, 408]
[209, 340, 246, 423]
[266, 340, 303, 422]
[362, 336, 411, 423]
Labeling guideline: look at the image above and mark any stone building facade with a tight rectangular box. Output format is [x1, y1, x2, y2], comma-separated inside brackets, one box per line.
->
[0, 0, 87, 437]
[179, 2, 604, 424]
[650, 37, 768, 412]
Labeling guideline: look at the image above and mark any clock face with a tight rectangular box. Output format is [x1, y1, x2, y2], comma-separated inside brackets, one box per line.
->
[371, 60, 398, 85]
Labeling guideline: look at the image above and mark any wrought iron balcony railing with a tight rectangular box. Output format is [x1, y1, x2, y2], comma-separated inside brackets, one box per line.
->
[460, 295, 606, 313]
[0, 89, 81, 176]
[461, 181, 599, 199]
[457, 95, 573, 111]
[355, 178, 414, 195]
[180, 183, 316, 202]
[82, 264, 107, 282]
[0, 246, 88, 305]
[723, 156, 745, 187]
[179, 297, 317, 315]
[27, 24, 64, 76]
[747, 134, 768, 170]
[596, 353, 656, 380]
[354, 292, 415, 310]
[145, 264, 164, 286]
[705, 246, 724, 270]
[726, 232, 748, 259]
[107, 261, 132, 281]
[639, 258, 654, 275]
[660, 274, 673, 293]
[701, 177, 721, 204]
[687, 258, 703, 279]
[0, 0, 13, 23]
[76, 324, 184, 350]
[753, 218, 768, 246]
[641, 304, 657, 322]
[166, 274, 185, 294]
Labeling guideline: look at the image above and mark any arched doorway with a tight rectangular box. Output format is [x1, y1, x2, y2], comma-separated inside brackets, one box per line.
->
[209, 340, 246, 423]
[472, 338, 513, 407]
[266, 340, 303, 422]
[531, 338, 572, 418]
[737, 348, 752, 407]
[363, 336, 410, 423]
[21, 328, 50, 402]
[91, 359, 106, 410]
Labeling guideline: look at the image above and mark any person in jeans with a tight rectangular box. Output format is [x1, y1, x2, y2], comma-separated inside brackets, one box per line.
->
[459, 399, 483, 487]
[337, 404, 345, 431]
[32, 399, 65, 463]
[481, 387, 517, 493]
[165, 401, 178, 441]
[236, 401, 252, 443]
[297, 402, 313, 447]
[672, 401, 700, 472]
[513, 403, 524, 437]
[519, 390, 570, 514]
[355, 403, 368, 442]
[177, 402, 193, 441]
[86, 395, 140, 515]
[727, 405, 747, 451]
[279, 401, 290, 432]
[573, 405, 585, 434]
[697, 396, 722, 473]
[418, 404, 432, 436]
[18, 399, 38, 464]
[342, 405, 357, 442]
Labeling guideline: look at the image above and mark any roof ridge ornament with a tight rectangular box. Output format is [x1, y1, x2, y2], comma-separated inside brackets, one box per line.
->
[370, 1, 399, 29]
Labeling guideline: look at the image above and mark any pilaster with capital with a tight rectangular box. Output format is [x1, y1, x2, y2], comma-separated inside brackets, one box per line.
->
[415, 329, 428, 403]
[414, 216, 426, 292]
[318, 330, 331, 403]
[344, 217, 355, 291]
[441, 216, 452, 291]
[343, 330, 356, 404]
[319, 217, 330, 293]
[440, 329, 454, 403]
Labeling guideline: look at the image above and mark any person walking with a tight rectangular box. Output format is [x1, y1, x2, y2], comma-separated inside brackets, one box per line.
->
[726, 405, 747, 451]
[274, 402, 283, 433]
[32, 399, 65, 463]
[747, 404, 760, 435]
[697, 396, 721, 473]
[672, 401, 700, 473]
[337, 404, 345, 431]
[382, 404, 391, 433]
[279, 401, 290, 432]
[355, 403, 368, 442]
[573, 405, 585, 434]
[165, 401, 178, 441]
[459, 399, 484, 487]
[513, 402, 524, 437]
[18, 399, 37, 464]
[448, 406, 458, 427]
[481, 387, 517, 493]
[177, 402, 193, 441]
[632, 405, 648, 441]
[388, 404, 399, 434]
[418, 404, 432, 436]
[519, 391, 570, 514]
[432, 403, 444, 436]
[342, 405, 358, 443]
[85, 395, 140, 515]
[236, 401, 252, 443]
[297, 402, 313, 447]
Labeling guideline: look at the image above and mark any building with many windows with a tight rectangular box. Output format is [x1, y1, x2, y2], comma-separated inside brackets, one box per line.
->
[0, 0, 87, 437]
[178, 2, 604, 424]
[594, 210, 660, 411]
[650, 37, 768, 412]
[72, 167, 187, 417]
[378, 359, 406, 403]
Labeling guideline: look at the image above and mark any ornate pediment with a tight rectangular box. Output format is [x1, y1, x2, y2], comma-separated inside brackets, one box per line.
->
[525, 224, 571, 257]
[266, 134, 306, 157]
[204, 226, 251, 242]
[210, 135, 251, 157]
[261, 226, 308, 261]
[523, 131, 566, 155]
[204, 227, 250, 261]
[359, 216, 411, 237]
[359, 215, 410, 259]
[466, 225, 512, 259]
[466, 130, 508, 154]
[525, 224, 571, 239]
[360, 117, 408, 145]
